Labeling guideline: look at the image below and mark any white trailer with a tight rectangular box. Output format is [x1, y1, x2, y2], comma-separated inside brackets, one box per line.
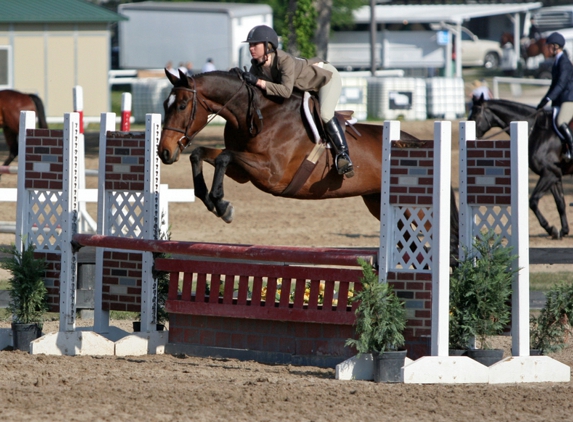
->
[118, 2, 273, 70]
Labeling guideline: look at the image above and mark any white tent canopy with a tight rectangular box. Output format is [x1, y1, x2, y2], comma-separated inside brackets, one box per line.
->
[353, 3, 543, 75]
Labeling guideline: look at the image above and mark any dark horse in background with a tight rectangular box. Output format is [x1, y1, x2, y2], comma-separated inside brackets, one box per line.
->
[469, 96, 573, 239]
[500, 33, 550, 61]
[0, 89, 48, 166]
[158, 69, 460, 262]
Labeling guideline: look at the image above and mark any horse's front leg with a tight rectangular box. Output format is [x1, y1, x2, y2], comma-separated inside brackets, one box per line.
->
[209, 150, 272, 224]
[529, 172, 560, 239]
[190, 146, 223, 214]
[550, 181, 569, 238]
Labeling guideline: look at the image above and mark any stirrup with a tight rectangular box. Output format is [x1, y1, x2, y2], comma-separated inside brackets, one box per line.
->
[564, 150, 572, 162]
[335, 153, 355, 178]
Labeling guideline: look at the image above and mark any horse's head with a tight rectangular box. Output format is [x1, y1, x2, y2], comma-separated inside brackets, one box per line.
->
[158, 69, 211, 164]
[468, 95, 495, 138]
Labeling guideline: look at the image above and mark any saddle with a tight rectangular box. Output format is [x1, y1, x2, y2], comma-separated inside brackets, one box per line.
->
[302, 92, 361, 144]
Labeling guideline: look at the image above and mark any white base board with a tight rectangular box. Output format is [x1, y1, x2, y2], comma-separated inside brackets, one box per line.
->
[30, 331, 115, 355]
[337, 354, 571, 384]
[28, 329, 168, 356]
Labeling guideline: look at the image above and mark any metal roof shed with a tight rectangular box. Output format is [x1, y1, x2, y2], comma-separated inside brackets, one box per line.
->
[353, 3, 542, 75]
[0, 0, 125, 120]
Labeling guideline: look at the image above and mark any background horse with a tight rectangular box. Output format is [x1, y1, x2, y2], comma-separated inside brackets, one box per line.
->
[468, 96, 573, 239]
[500, 33, 550, 60]
[158, 69, 459, 260]
[0, 89, 48, 166]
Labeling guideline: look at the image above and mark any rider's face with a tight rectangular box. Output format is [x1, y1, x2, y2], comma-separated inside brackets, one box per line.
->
[549, 43, 561, 57]
[249, 42, 266, 63]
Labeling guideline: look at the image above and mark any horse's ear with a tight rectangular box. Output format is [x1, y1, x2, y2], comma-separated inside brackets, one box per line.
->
[479, 93, 485, 102]
[165, 68, 179, 85]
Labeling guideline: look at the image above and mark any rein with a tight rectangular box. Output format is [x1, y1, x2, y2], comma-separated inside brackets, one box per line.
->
[162, 76, 249, 152]
[479, 108, 542, 140]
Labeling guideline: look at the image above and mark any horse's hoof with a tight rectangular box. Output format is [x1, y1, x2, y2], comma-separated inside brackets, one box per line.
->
[221, 204, 234, 224]
[550, 226, 561, 240]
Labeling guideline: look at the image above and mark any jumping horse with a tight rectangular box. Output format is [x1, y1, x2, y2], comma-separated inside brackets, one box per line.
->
[500, 33, 550, 60]
[468, 96, 573, 239]
[158, 69, 459, 260]
[0, 89, 48, 166]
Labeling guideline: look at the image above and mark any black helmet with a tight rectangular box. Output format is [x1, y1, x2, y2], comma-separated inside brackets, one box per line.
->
[547, 32, 566, 48]
[244, 25, 279, 51]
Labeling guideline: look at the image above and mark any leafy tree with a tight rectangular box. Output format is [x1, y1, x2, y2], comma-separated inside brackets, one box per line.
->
[284, 0, 317, 57]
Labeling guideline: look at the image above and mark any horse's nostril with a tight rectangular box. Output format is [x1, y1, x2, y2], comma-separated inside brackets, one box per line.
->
[162, 149, 170, 162]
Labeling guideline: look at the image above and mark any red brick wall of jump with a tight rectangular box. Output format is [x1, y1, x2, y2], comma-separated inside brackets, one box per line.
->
[387, 140, 435, 358]
[101, 132, 147, 311]
[465, 140, 511, 205]
[24, 129, 65, 310]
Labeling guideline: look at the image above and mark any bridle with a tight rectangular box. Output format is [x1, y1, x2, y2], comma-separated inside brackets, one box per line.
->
[474, 102, 541, 140]
[162, 76, 249, 153]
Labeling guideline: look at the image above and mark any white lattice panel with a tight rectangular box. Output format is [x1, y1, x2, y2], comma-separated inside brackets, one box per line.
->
[105, 191, 145, 238]
[27, 191, 65, 252]
[471, 205, 512, 244]
[392, 206, 433, 272]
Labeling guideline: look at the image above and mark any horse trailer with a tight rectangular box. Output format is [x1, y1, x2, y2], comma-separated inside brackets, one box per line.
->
[118, 2, 273, 71]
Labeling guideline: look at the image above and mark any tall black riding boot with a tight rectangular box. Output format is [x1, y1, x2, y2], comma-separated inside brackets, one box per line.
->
[558, 123, 573, 161]
[324, 118, 354, 178]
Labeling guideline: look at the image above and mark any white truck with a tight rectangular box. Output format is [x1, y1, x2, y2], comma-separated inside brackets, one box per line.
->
[118, 2, 273, 71]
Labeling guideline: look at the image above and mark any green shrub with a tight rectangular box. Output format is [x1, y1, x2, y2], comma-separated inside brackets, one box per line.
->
[1, 242, 48, 325]
[346, 259, 406, 355]
[530, 282, 573, 353]
[450, 231, 517, 350]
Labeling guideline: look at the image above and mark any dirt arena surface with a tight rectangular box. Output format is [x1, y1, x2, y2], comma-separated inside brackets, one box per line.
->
[1, 120, 573, 421]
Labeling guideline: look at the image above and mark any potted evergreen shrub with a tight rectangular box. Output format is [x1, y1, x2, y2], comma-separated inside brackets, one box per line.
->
[346, 258, 407, 382]
[530, 282, 573, 355]
[0, 242, 48, 351]
[450, 231, 517, 366]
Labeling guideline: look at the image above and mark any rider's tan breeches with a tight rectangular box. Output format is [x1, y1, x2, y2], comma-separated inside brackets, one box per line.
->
[557, 102, 573, 126]
[318, 63, 341, 122]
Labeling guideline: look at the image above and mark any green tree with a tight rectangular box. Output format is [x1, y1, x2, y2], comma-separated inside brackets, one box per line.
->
[284, 0, 318, 57]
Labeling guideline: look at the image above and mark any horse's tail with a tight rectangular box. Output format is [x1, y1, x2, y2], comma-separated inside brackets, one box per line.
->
[29, 94, 48, 128]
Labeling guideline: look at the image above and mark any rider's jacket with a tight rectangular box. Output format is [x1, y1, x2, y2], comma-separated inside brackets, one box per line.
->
[545, 52, 573, 107]
[248, 50, 332, 98]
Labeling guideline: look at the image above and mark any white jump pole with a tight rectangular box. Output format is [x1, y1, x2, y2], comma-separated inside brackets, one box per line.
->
[73, 85, 97, 233]
[510, 121, 530, 357]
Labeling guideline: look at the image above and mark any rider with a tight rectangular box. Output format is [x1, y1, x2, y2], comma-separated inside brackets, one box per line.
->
[241, 25, 354, 178]
[527, 17, 542, 44]
[536, 32, 573, 161]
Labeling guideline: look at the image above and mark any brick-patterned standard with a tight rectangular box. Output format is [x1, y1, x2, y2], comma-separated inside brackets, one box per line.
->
[24, 128, 65, 310]
[387, 140, 435, 358]
[101, 132, 147, 312]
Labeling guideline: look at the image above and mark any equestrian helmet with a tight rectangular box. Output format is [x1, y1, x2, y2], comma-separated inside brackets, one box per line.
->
[547, 32, 566, 48]
[244, 25, 279, 51]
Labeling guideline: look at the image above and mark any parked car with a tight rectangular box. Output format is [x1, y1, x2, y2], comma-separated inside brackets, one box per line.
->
[460, 27, 503, 69]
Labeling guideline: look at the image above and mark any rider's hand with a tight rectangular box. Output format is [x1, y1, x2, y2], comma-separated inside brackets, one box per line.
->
[537, 98, 549, 110]
[243, 72, 258, 86]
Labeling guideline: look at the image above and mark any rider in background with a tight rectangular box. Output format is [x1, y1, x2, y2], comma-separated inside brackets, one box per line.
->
[537, 32, 573, 161]
[241, 25, 354, 178]
[527, 17, 542, 44]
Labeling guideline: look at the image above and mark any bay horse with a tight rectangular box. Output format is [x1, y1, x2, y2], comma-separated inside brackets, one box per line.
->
[468, 96, 573, 239]
[158, 69, 459, 261]
[0, 89, 48, 166]
[500, 33, 550, 60]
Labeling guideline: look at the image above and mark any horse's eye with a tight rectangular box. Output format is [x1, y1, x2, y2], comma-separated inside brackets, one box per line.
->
[178, 102, 187, 111]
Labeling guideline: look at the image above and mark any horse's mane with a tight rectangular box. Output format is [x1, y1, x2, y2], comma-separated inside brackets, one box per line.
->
[487, 98, 536, 116]
[188, 69, 305, 105]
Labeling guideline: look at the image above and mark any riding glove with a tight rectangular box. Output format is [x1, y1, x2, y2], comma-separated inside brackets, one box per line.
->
[537, 98, 549, 110]
[243, 72, 258, 86]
